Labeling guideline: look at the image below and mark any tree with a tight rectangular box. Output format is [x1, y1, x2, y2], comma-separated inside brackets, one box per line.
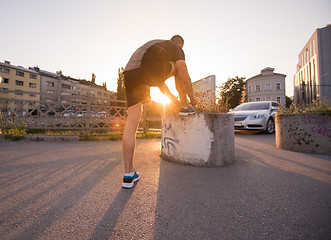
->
[116, 67, 126, 100]
[91, 73, 96, 84]
[286, 96, 293, 108]
[56, 70, 63, 75]
[219, 76, 246, 109]
[102, 82, 107, 90]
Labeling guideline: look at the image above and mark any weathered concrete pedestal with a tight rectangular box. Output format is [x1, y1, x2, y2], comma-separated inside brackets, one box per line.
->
[161, 113, 234, 166]
[276, 113, 331, 155]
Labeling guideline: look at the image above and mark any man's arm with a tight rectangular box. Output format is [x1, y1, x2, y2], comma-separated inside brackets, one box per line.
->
[159, 83, 181, 107]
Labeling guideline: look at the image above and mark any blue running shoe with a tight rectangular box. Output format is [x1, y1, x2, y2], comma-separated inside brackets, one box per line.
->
[122, 170, 140, 189]
[179, 107, 196, 116]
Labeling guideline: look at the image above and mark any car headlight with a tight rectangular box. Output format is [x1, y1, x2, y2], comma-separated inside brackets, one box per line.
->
[250, 114, 265, 120]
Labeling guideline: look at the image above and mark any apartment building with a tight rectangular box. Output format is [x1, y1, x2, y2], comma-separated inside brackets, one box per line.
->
[29, 67, 116, 107]
[245, 67, 286, 106]
[0, 61, 40, 114]
[1, 60, 117, 116]
[293, 24, 331, 105]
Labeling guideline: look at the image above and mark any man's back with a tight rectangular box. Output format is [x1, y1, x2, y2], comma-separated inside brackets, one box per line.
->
[124, 39, 185, 72]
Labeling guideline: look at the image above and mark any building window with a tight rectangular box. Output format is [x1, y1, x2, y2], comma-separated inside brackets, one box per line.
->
[276, 97, 281, 103]
[248, 98, 252, 102]
[28, 93, 36, 97]
[47, 81, 55, 87]
[255, 85, 261, 92]
[29, 82, 37, 88]
[276, 83, 281, 90]
[256, 97, 261, 101]
[248, 86, 252, 93]
[30, 74, 37, 79]
[266, 96, 271, 101]
[1, 78, 9, 83]
[265, 83, 271, 91]
[16, 71, 24, 77]
[15, 90, 23, 95]
[104, 93, 108, 97]
[0, 67, 10, 74]
[16, 80, 24, 86]
[0, 87, 9, 93]
[62, 84, 71, 89]
[47, 90, 54, 94]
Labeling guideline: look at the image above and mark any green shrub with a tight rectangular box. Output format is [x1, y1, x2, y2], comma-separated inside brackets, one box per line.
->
[0, 117, 27, 141]
[278, 98, 331, 115]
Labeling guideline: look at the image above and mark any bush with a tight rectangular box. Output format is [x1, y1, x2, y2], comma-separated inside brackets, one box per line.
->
[0, 116, 27, 141]
[278, 98, 331, 115]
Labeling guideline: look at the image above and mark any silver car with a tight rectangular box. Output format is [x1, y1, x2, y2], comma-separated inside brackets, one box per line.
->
[229, 101, 280, 134]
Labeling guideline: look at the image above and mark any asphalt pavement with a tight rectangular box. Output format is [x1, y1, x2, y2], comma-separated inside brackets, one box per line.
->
[0, 132, 330, 240]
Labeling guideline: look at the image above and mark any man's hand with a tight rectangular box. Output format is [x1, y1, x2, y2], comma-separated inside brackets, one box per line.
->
[190, 96, 198, 106]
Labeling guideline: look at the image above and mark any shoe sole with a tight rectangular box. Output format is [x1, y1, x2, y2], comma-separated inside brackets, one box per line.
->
[179, 112, 195, 116]
[122, 176, 140, 189]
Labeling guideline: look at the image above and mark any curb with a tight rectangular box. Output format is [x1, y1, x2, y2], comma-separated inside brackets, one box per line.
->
[0, 135, 79, 142]
[25, 135, 79, 142]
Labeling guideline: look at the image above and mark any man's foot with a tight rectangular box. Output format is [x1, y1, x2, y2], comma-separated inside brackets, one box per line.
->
[179, 107, 196, 116]
[122, 170, 140, 189]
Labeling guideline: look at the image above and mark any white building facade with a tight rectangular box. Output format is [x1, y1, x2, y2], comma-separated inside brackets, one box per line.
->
[245, 67, 286, 107]
[293, 24, 331, 105]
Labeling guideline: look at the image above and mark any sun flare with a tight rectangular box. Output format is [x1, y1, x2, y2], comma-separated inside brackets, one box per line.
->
[150, 78, 178, 104]
[150, 87, 170, 104]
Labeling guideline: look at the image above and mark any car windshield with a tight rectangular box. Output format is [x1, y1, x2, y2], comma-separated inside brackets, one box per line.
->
[234, 102, 270, 111]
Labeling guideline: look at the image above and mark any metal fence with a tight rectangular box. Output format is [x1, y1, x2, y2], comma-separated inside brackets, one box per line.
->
[0, 95, 128, 132]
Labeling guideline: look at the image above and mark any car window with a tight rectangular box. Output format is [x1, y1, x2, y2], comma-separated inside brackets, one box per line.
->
[272, 102, 280, 107]
[234, 102, 270, 111]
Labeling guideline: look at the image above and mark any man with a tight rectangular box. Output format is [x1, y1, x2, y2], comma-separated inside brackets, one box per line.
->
[122, 35, 197, 189]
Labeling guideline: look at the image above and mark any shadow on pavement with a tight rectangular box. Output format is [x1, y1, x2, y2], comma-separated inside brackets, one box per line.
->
[14, 159, 120, 240]
[153, 143, 331, 239]
[88, 188, 134, 240]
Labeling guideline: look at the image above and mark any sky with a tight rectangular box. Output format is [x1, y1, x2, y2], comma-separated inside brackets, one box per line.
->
[1, 0, 331, 100]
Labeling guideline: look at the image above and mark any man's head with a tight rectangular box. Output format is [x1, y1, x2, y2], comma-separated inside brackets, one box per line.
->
[171, 35, 184, 48]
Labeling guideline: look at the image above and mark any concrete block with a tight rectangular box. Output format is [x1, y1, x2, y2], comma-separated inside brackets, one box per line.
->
[161, 113, 234, 166]
[276, 113, 331, 154]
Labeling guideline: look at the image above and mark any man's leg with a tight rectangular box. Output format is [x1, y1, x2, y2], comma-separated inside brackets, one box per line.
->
[166, 61, 188, 107]
[174, 76, 188, 107]
[174, 60, 197, 106]
[122, 102, 142, 173]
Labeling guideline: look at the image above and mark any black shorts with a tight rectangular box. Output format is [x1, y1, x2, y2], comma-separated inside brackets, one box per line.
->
[124, 63, 171, 108]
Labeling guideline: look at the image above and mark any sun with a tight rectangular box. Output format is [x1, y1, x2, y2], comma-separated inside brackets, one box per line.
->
[150, 87, 170, 104]
[150, 78, 178, 104]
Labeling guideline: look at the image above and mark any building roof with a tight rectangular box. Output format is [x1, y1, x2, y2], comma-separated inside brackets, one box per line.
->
[0, 61, 39, 74]
[246, 67, 286, 82]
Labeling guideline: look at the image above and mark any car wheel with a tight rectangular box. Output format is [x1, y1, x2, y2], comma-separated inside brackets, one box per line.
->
[265, 118, 275, 134]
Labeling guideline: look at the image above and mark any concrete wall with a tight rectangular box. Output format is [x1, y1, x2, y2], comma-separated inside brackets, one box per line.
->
[161, 113, 234, 166]
[275, 113, 331, 154]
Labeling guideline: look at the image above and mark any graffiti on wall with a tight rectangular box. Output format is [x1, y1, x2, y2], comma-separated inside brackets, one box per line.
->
[283, 121, 314, 146]
[304, 115, 331, 138]
[161, 123, 179, 155]
[282, 115, 331, 147]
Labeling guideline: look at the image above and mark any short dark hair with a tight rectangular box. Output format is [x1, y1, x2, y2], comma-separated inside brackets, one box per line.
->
[171, 35, 184, 45]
